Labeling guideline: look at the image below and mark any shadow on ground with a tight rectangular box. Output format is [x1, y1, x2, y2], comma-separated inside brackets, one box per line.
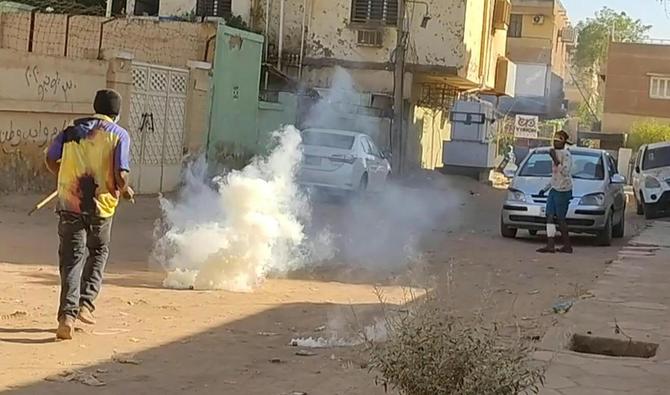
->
[2, 302, 389, 395]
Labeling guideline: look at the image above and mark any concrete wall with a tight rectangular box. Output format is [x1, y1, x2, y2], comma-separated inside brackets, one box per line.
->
[0, 49, 108, 192]
[0, 12, 217, 67]
[257, 92, 298, 150]
[413, 107, 451, 170]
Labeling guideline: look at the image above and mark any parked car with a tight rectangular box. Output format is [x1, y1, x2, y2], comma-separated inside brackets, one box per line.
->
[501, 147, 627, 246]
[298, 128, 391, 193]
[632, 142, 670, 219]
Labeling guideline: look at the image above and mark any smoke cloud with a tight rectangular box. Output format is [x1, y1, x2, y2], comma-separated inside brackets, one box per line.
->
[153, 127, 311, 291]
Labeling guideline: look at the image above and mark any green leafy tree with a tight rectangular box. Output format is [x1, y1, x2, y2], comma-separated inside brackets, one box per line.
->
[573, 7, 651, 71]
[628, 121, 670, 152]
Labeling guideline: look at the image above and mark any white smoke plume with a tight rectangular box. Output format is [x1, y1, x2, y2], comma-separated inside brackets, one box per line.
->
[153, 126, 311, 291]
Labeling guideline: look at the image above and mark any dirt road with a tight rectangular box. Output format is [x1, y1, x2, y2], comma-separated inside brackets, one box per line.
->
[0, 174, 644, 394]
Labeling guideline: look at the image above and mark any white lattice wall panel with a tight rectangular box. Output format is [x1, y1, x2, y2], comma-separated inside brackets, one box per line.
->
[129, 62, 188, 192]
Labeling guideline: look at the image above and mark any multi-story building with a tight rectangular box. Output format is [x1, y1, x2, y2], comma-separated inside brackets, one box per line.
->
[602, 41, 670, 135]
[499, 0, 573, 119]
[121, 0, 517, 169]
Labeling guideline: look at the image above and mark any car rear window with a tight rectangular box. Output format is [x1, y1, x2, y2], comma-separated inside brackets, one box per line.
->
[519, 151, 605, 180]
[301, 131, 355, 150]
[643, 146, 670, 170]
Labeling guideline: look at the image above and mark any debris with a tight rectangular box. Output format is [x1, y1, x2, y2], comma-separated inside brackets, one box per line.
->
[528, 290, 540, 295]
[257, 331, 279, 337]
[112, 352, 142, 365]
[129, 337, 141, 343]
[290, 392, 307, 395]
[580, 291, 595, 300]
[96, 368, 108, 374]
[92, 328, 131, 336]
[296, 350, 317, 357]
[270, 357, 283, 364]
[45, 370, 105, 387]
[314, 325, 326, 332]
[552, 300, 574, 314]
[1, 311, 27, 320]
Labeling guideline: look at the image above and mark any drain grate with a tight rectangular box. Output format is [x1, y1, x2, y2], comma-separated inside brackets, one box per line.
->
[570, 334, 658, 358]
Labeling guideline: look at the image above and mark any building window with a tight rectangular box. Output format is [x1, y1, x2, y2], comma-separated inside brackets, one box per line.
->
[508, 14, 523, 38]
[650, 76, 670, 100]
[196, 0, 232, 18]
[351, 0, 398, 26]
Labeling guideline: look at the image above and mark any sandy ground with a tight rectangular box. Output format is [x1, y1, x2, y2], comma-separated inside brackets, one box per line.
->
[0, 173, 645, 394]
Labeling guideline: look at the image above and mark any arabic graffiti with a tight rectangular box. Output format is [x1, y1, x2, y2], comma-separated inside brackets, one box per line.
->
[24, 65, 78, 101]
[0, 119, 67, 152]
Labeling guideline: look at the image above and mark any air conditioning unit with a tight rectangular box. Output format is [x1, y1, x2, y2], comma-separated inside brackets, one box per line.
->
[356, 29, 384, 47]
[532, 15, 545, 25]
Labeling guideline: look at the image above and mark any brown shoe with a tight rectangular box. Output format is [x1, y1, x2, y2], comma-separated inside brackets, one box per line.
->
[78, 306, 97, 325]
[56, 316, 75, 340]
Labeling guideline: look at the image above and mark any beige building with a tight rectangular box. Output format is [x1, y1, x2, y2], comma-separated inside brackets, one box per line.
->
[501, 0, 572, 118]
[602, 41, 670, 135]
[255, 0, 515, 169]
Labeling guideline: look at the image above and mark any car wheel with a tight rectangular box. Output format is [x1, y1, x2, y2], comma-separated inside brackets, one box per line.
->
[613, 208, 625, 239]
[636, 192, 644, 215]
[500, 217, 517, 239]
[528, 230, 538, 236]
[644, 203, 659, 220]
[596, 212, 613, 246]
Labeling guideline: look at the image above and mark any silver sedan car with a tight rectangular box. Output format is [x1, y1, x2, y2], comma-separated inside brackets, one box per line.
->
[500, 147, 627, 246]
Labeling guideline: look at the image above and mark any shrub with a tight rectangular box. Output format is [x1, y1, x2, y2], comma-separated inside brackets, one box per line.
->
[628, 121, 670, 152]
[368, 294, 545, 395]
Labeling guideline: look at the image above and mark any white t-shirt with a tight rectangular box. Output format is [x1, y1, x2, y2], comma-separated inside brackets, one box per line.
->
[551, 149, 573, 192]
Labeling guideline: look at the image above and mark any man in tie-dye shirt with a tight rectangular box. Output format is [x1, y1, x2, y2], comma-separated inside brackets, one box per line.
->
[45, 89, 134, 340]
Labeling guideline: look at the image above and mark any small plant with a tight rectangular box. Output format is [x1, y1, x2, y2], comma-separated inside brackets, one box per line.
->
[368, 293, 545, 395]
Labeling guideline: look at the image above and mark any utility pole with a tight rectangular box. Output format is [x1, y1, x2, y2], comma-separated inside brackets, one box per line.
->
[391, 0, 406, 176]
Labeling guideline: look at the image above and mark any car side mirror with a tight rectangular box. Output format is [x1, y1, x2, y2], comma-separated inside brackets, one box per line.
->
[611, 174, 626, 184]
[503, 168, 516, 179]
[635, 166, 641, 174]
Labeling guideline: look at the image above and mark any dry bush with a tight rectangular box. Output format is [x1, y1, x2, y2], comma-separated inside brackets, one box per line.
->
[368, 293, 545, 395]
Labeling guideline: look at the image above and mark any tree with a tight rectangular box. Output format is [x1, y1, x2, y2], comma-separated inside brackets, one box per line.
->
[573, 7, 651, 71]
[628, 121, 670, 152]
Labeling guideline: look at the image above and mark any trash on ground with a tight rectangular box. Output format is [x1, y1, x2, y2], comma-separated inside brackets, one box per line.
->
[552, 300, 574, 314]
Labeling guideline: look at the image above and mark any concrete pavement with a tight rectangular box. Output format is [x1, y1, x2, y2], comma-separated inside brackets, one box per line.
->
[538, 220, 670, 394]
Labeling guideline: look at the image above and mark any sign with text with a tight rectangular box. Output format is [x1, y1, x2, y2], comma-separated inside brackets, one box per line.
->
[514, 114, 539, 139]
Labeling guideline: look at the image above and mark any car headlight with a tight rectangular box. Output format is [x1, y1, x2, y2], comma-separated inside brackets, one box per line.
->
[507, 189, 525, 202]
[645, 176, 662, 189]
[579, 193, 605, 206]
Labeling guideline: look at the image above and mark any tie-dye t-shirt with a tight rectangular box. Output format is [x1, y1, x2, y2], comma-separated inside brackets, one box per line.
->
[46, 115, 130, 218]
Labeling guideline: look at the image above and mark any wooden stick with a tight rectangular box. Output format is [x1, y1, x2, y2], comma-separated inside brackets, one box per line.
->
[28, 191, 58, 216]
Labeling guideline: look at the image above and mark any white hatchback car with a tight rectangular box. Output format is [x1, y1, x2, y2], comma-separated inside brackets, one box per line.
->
[632, 142, 670, 219]
[298, 128, 391, 193]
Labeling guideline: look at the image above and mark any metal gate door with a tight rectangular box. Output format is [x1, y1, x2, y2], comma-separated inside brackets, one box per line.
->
[129, 62, 188, 194]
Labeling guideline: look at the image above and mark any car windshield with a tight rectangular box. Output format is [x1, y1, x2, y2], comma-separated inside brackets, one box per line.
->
[519, 151, 605, 180]
[301, 131, 355, 150]
[642, 146, 670, 170]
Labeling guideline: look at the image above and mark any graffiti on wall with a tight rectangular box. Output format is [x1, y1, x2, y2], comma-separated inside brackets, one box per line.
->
[24, 65, 78, 101]
[0, 119, 68, 153]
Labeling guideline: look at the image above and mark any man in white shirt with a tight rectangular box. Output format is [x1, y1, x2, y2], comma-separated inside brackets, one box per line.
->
[538, 130, 573, 254]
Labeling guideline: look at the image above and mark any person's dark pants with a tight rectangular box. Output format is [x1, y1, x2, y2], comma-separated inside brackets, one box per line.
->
[58, 211, 113, 321]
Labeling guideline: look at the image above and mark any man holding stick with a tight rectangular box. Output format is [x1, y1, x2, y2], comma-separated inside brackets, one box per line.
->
[45, 89, 134, 340]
